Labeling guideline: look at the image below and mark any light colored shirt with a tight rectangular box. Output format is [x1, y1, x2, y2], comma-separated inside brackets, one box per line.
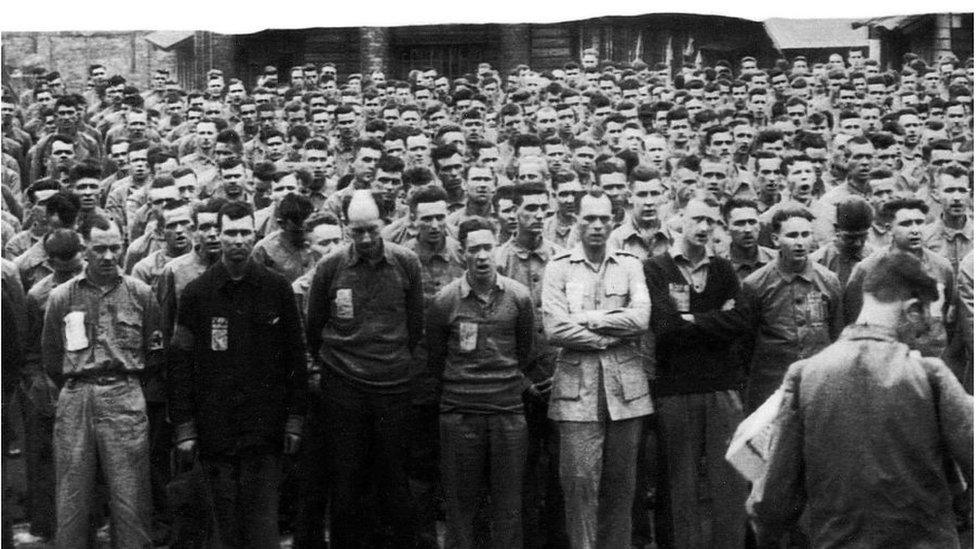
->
[542, 247, 652, 422]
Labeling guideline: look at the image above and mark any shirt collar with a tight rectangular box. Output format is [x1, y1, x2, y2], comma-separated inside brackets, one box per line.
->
[348, 239, 395, 267]
[512, 237, 552, 261]
[938, 215, 973, 241]
[670, 238, 713, 264]
[774, 257, 815, 283]
[213, 259, 261, 289]
[459, 272, 504, 298]
[568, 245, 619, 270]
[414, 236, 460, 263]
[77, 268, 123, 291]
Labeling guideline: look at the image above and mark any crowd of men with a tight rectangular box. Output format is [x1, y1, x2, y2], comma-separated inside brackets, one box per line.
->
[0, 43, 973, 548]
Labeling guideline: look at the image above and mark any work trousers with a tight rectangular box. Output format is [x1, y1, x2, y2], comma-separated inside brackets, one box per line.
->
[324, 372, 417, 548]
[440, 412, 527, 549]
[558, 417, 642, 549]
[54, 377, 151, 549]
[656, 391, 746, 549]
[202, 452, 282, 548]
[22, 374, 57, 538]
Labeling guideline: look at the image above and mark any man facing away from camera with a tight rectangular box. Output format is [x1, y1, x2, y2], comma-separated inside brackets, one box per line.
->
[749, 252, 973, 548]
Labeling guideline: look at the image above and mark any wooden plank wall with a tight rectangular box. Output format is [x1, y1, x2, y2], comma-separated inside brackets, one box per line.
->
[529, 24, 574, 71]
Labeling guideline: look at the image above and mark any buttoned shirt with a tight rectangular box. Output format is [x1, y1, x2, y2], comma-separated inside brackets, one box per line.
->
[180, 152, 220, 197]
[404, 236, 466, 308]
[13, 238, 51, 290]
[749, 324, 973, 548]
[124, 231, 163, 275]
[251, 230, 318, 284]
[726, 245, 778, 281]
[542, 213, 579, 250]
[427, 274, 535, 414]
[4, 229, 39, 260]
[306, 241, 425, 393]
[131, 248, 183, 288]
[156, 249, 213, 341]
[380, 215, 417, 245]
[810, 241, 874, 288]
[923, 215, 973, 275]
[542, 247, 652, 422]
[739, 259, 843, 409]
[25, 271, 80, 378]
[42, 270, 163, 379]
[669, 240, 713, 292]
[607, 218, 671, 261]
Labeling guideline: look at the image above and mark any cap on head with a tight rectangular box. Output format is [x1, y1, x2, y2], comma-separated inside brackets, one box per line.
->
[836, 197, 873, 231]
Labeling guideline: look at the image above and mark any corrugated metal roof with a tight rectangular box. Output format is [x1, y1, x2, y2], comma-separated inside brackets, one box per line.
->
[764, 18, 869, 50]
[851, 14, 931, 31]
[144, 31, 195, 51]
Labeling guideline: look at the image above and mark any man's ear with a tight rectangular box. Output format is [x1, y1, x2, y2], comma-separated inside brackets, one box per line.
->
[770, 232, 780, 248]
[901, 297, 927, 320]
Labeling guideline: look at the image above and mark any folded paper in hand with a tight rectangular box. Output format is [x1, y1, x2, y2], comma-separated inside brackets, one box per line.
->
[725, 388, 784, 482]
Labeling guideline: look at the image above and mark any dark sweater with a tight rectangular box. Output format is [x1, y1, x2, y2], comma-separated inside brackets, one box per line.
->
[644, 252, 744, 397]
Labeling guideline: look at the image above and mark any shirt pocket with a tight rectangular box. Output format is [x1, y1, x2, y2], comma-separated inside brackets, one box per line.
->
[552, 354, 583, 400]
[603, 267, 630, 308]
[115, 307, 143, 351]
[618, 356, 649, 401]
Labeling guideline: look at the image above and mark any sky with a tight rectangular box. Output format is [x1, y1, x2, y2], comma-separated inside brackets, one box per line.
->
[2, 0, 973, 32]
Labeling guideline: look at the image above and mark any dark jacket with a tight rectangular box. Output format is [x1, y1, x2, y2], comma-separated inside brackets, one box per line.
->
[645, 253, 743, 397]
[171, 260, 306, 457]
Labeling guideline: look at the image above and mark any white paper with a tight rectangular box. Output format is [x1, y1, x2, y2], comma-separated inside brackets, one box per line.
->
[63, 311, 90, 352]
[725, 388, 784, 482]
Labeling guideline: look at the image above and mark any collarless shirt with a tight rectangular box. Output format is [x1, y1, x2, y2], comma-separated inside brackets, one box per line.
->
[427, 274, 535, 414]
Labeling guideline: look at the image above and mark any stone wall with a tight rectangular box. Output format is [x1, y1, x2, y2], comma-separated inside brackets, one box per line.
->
[2, 31, 177, 93]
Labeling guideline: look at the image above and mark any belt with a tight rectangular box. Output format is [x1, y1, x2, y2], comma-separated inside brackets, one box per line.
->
[65, 372, 136, 386]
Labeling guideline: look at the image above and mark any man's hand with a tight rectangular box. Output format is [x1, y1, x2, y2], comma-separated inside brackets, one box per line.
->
[524, 378, 553, 404]
[680, 313, 695, 323]
[283, 433, 301, 455]
[308, 372, 322, 395]
[175, 439, 197, 472]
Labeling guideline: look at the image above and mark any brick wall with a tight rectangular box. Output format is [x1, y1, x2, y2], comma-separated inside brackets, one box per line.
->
[2, 31, 177, 93]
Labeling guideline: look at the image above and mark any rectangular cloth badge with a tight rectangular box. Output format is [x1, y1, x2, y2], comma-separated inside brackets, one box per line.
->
[805, 291, 826, 325]
[335, 289, 354, 320]
[210, 317, 228, 352]
[459, 321, 478, 352]
[64, 311, 90, 352]
[669, 283, 691, 313]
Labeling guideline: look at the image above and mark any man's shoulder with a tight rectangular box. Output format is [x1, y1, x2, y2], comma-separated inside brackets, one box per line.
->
[182, 264, 219, 295]
[610, 248, 643, 268]
[385, 239, 420, 262]
[134, 249, 165, 269]
[550, 248, 574, 263]
[121, 274, 156, 299]
[922, 248, 954, 275]
[47, 275, 81, 305]
[26, 274, 56, 301]
[248, 260, 292, 292]
[810, 261, 842, 290]
[742, 260, 777, 289]
[498, 274, 532, 301]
